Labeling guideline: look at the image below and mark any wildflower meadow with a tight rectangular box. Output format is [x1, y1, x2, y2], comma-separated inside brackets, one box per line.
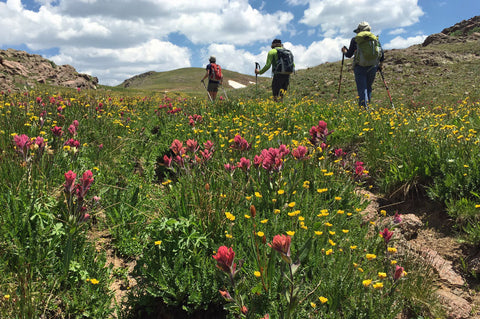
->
[1, 84, 479, 318]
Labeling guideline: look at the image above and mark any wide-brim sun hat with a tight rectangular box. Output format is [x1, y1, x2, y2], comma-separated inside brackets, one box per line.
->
[354, 21, 371, 33]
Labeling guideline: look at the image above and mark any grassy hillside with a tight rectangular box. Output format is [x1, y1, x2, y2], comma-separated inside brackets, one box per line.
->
[116, 67, 264, 96]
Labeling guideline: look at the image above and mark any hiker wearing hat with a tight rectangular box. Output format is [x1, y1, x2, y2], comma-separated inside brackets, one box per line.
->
[201, 56, 223, 101]
[255, 39, 294, 102]
[342, 22, 384, 110]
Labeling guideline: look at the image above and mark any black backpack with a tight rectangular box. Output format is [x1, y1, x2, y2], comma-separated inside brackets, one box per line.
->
[273, 48, 294, 74]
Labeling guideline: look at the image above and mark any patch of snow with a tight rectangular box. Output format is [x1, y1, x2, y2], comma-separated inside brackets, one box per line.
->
[228, 80, 246, 89]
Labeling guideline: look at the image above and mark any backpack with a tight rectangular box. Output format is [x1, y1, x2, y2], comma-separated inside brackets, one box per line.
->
[354, 31, 383, 67]
[209, 63, 223, 81]
[273, 48, 294, 74]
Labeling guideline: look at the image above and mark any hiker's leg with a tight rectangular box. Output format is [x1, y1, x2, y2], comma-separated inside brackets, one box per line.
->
[354, 66, 368, 108]
[280, 74, 290, 100]
[272, 74, 281, 100]
[366, 66, 378, 104]
[208, 82, 220, 101]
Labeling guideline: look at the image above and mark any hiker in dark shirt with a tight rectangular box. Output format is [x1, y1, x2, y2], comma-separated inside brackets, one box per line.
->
[201, 56, 223, 101]
[342, 22, 384, 110]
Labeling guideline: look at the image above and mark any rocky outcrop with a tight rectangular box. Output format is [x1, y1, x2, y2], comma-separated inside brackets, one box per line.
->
[423, 15, 480, 46]
[0, 48, 98, 92]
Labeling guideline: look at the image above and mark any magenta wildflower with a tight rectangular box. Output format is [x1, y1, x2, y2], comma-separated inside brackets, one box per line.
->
[379, 228, 394, 244]
[224, 163, 236, 172]
[394, 265, 405, 281]
[163, 155, 173, 167]
[170, 139, 185, 155]
[231, 135, 251, 151]
[292, 145, 308, 160]
[309, 120, 333, 146]
[393, 212, 402, 224]
[213, 246, 237, 276]
[51, 126, 64, 137]
[64, 139, 80, 148]
[237, 157, 251, 171]
[76, 170, 94, 199]
[200, 149, 213, 161]
[186, 139, 199, 153]
[64, 170, 77, 194]
[268, 234, 292, 264]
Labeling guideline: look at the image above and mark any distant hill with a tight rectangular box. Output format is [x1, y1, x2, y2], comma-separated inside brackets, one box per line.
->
[117, 67, 259, 95]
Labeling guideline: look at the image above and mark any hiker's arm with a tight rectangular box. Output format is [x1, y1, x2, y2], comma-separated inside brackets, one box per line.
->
[258, 49, 276, 75]
[201, 70, 209, 81]
[343, 38, 356, 58]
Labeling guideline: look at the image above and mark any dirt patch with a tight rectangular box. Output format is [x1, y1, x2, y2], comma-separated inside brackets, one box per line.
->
[374, 194, 480, 319]
[88, 228, 137, 317]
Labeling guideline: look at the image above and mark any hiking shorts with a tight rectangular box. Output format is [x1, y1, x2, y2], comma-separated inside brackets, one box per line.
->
[208, 80, 220, 92]
[272, 74, 290, 97]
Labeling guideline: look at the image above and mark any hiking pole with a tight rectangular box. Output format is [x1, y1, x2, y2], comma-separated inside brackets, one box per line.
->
[221, 83, 229, 101]
[255, 62, 260, 97]
[201, 80, 213, 103]
[377, 67, 396, 113]
[338, 52, 345, 95]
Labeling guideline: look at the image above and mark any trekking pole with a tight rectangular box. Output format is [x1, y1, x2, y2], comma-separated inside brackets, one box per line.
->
[338, 52, 345, 95]
[221, 83, 229, 101]
[201, 80, 213, 103]
[377, 67, 396, 113]
[255, 62, 260, 97]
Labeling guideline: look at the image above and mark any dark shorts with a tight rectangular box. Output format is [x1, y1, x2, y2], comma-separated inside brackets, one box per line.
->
[272, 74, 290, 97]
[208, 81, 220, 92]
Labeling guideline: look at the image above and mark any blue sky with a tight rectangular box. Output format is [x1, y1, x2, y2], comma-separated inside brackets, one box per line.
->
[0, 0, 478, 86]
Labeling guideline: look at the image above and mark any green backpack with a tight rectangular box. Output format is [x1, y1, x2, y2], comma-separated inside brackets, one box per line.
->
[355, 31, 382, 67]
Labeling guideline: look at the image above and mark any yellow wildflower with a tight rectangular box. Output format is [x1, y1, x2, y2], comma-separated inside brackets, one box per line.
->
[373, 282, 384, 289]
[366, 254, 376, 260]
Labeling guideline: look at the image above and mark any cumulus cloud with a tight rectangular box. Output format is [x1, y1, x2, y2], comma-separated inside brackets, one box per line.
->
[383, 35, 427, 49]
[298, 0, 424, 36]
[49, 39, 192, 85]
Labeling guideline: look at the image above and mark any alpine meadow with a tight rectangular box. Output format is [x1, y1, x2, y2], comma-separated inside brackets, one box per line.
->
[1, 16, 480, 319]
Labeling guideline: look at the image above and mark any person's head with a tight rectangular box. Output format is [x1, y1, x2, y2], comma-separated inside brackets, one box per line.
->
[271, 39, 282, 48]
[354, 21, 371, 33]
[209, 55, 216, 63]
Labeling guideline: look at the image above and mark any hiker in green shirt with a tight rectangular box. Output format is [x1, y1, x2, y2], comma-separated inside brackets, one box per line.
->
[255, 39, 294, 102]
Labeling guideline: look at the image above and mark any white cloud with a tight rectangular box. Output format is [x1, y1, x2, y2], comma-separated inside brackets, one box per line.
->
[49, 40, 191, 86]
[383, 35, 427, 49]
[389, 28, 407, 35]
[298, 0, 424, 36]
